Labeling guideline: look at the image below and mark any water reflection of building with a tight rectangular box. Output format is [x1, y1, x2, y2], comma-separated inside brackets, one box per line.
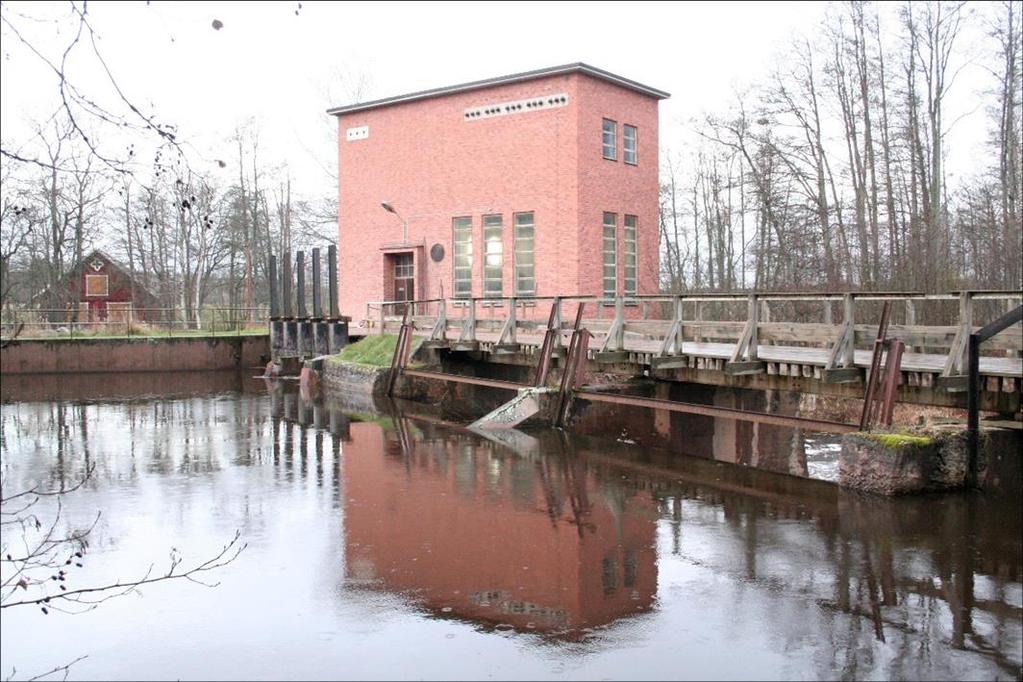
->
[341, 421, 657, 634]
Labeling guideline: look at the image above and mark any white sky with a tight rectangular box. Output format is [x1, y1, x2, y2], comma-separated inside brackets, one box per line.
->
[0, 0, 994, 202]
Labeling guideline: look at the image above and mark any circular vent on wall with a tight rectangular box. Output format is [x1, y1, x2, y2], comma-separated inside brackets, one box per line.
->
[430, 244, 445, 262]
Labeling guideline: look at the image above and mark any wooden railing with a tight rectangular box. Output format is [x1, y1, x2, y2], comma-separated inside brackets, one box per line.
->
[360, 290, 1023, 385]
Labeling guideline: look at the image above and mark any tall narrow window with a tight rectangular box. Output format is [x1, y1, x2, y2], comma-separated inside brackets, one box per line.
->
[623, 125, 637, 165]
[483, 214, 503, 298]
[514, 212, 535, 296]
[624, 214, 637, 297]
[602, 118, 617, 160]
[603, 212, 617, 299]
[452, 217, 472, 298]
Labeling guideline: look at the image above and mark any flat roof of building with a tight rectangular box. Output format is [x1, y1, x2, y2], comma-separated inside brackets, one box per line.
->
[327, 62, 670, 116]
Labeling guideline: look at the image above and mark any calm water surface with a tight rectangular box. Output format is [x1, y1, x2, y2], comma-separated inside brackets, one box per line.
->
[1, 373, 1020, 680]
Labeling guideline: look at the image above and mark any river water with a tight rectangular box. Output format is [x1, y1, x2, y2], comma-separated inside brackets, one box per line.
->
[1, 372, 1020, 680]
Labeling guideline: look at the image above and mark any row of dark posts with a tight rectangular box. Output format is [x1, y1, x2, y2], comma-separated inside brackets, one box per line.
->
[268, 245, 340, 321]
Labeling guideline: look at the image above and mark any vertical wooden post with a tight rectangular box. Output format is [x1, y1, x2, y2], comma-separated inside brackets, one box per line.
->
[674, 295, 684, 353]
[552, 297, 562, 349]
[269, 255, 279, 319]
[282, 251, 293, 318]
[748, 294, 759, 361]
[958, 291, 973, 374]
[613, 294, 625, 351]
[823, 299, 833, 325]
[327, 245, 339, 319]
[311, 248, 322, 319]
[507, 297, 517, 345]
[296, 251, 306, 319]
[843, 293, 855, 368]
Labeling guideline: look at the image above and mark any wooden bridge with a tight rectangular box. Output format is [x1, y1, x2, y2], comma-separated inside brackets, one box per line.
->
[362, 290, 1022, 413]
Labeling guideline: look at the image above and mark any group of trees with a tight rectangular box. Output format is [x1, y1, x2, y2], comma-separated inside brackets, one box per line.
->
[660, 0, 1021, 295]
[0, 119, 334, 325]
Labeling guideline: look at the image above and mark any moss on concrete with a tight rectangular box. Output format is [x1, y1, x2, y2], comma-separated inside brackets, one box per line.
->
[328, 334, 422, 368]
[859, 432, 933, 448]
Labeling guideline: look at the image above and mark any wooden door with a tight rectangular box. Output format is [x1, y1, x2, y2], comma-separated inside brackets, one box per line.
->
[393, 253, 414, 315]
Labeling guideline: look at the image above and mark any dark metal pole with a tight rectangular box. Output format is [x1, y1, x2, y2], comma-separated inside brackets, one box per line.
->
[282, 251, 293, 318]
[296, 251, 306, 318]
[269, 255, 279, 318]
[327, 245, 339, 319]
[311, 247, 322, 319]
[967, 333, 979, 489]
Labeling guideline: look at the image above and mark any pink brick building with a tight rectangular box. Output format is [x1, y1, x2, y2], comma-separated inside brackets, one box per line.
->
[329, 63, 669, 323]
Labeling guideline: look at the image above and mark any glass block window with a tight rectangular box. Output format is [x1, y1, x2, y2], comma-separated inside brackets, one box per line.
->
[603, 212, 617, 299]
[483, 214, 503, 298]
[624, 125, 637, 165]
[624, 214, 637, 297]
[514, 212, 535, 296]
[452, 217, 472, 298]
[602, 119, 617, 160]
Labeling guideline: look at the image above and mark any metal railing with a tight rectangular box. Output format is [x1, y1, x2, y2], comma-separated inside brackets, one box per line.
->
[0, 307, 270, 340]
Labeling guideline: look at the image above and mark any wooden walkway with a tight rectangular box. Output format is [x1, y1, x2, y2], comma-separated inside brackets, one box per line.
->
[364, 291, 1022, 409]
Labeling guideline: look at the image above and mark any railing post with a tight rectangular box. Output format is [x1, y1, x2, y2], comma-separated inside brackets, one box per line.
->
[748, 293, 759, 361]
[508, 297, 517, 345]
[430, 298, 447, 341]
[327, 245, 339, 320]
[552, 297, 562, 349]
[311, 247, 322, 319]
[378, 304, 385, 335]
[613, 294, 625, 351]
[843, 293, 855, 368]
[467, 298, 477, 342]
[674, 295, 684, 353]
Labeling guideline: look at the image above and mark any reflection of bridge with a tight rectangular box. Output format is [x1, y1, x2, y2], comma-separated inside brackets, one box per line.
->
[261, 391, 1021, 675]
[366, 291, 1022, 411]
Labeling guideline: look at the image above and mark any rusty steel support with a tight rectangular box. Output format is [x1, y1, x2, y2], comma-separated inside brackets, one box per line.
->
[387, 308, 412, 397]
[859, 301, 893, 430]
[574, 390, 858, 433]
[533, 303, 559, 387]
[555, 303, 588, 427]
[878, 340, 905, 428]
[402, 369, 526, 391]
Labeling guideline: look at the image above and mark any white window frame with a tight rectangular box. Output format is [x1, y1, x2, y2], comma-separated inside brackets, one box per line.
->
[513, 212, 535, 297]
[483, 214, 503, 299]
[623, 125, 637, 165]
[602, 119, 617, 161]
[452, 217, 473, 298]
[624, 215, 637, 297]
[602, 212, 617, 300]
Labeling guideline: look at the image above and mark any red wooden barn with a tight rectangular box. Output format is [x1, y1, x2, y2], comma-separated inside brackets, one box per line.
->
[51, 249, 161, 322]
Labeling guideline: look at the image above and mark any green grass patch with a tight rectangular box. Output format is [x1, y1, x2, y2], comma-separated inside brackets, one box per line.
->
[332, 334, 422, 368]
[860, 432, 933, 448]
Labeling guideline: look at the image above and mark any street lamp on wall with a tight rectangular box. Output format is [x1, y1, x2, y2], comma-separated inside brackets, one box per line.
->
[380, 201, 408, 244]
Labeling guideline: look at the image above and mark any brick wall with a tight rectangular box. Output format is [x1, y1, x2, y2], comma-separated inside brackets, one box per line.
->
[337, 71, 662, 322]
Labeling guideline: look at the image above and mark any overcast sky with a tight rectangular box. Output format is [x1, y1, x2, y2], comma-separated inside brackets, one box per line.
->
[1, 0, 993, 200]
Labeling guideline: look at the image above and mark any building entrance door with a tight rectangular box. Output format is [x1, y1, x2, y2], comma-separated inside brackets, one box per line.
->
[392, 253, 415, 315]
